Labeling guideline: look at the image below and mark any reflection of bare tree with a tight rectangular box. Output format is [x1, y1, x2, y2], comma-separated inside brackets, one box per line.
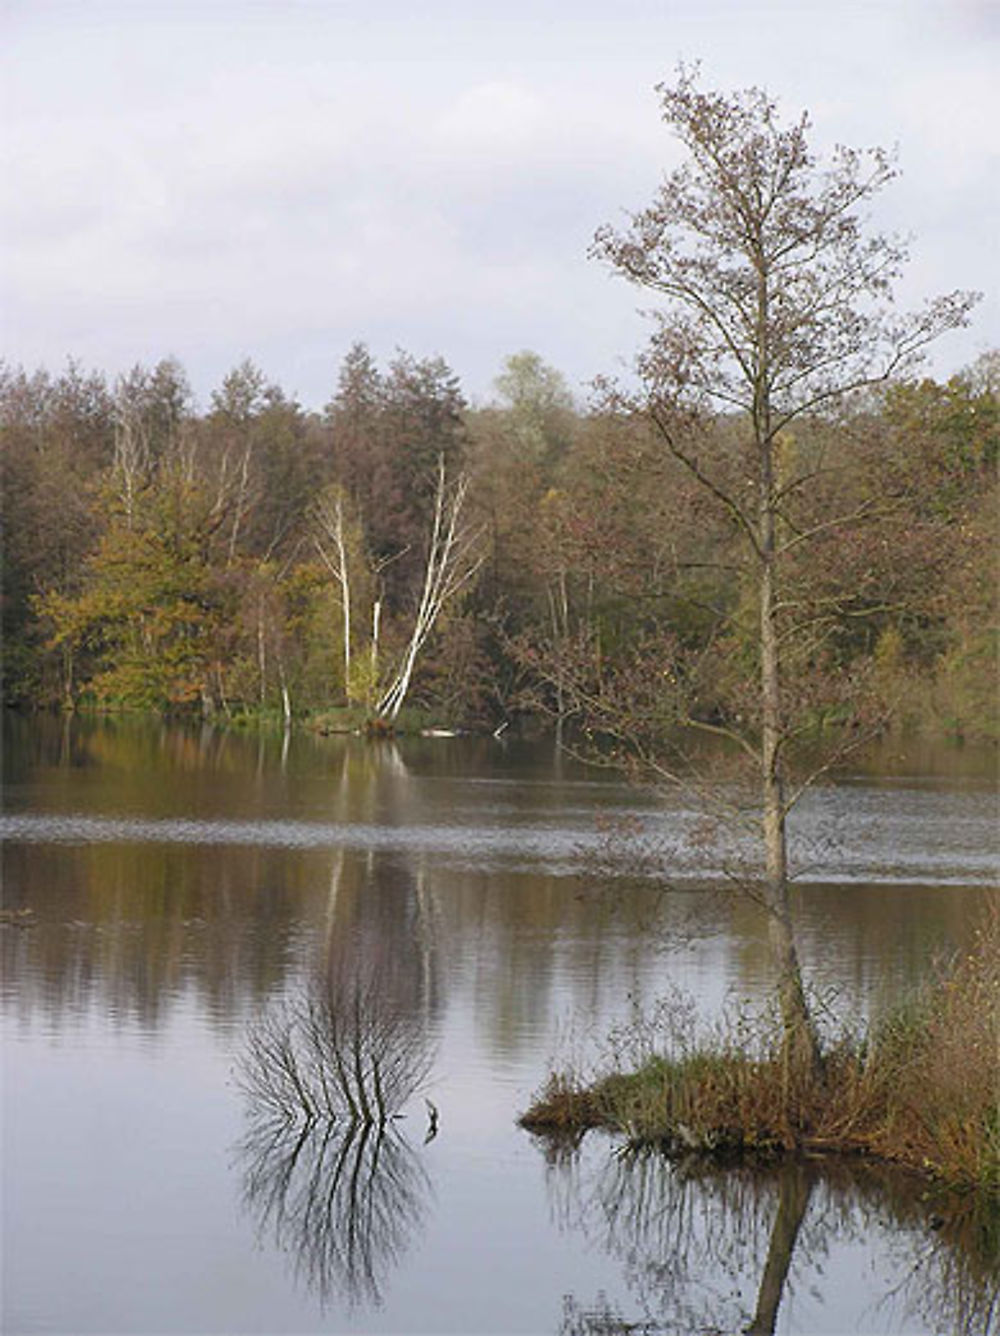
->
[548, 1143, 1000, 1336]
[238, 1112, 431, 1310]
[233, 742, 442, 1313]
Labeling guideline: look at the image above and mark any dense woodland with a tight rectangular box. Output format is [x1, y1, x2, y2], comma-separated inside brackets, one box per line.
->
[1, 344, 996, 739]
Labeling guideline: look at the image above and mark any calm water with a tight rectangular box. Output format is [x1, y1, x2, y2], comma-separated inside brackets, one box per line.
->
[2, 715, 997, 1335]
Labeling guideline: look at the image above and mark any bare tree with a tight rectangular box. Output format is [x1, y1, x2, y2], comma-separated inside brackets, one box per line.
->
[111, 360, 191, 526]
[238, 968, 434, 1127]
[591, 68, 979, 1072]
[237, 972, 434, 1312]
[209, 359, 268, 566]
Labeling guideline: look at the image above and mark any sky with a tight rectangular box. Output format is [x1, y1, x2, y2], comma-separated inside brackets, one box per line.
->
[2, 0, 998, 411]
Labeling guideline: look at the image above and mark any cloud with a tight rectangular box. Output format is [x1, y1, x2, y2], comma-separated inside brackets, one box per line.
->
[434, 81, 544, 153]
[2, 2, 996, 404]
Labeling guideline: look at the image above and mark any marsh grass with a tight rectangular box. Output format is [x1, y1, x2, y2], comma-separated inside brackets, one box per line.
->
[521, 902, 1000, 1191]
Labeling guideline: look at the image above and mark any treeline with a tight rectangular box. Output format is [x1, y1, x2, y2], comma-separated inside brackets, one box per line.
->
[1, 346, 996, 737]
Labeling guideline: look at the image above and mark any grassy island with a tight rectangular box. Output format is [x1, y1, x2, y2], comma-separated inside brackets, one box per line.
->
[521, 904, 1000, 1194]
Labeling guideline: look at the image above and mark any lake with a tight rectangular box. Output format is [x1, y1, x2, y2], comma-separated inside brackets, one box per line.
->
[2, 714, 998, 1334]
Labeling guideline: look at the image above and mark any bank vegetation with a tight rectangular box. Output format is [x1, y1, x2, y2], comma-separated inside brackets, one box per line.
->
[521, 901, 1000, 1194]
[1, 344, 996, 742]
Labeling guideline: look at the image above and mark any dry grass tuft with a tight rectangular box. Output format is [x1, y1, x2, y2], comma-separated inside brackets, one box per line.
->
[828, 899, 1000, 1187]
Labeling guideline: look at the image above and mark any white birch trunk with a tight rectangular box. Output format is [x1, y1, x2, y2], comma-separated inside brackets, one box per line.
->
[313, 488, 356, 704]
[377, 456, 482, 721]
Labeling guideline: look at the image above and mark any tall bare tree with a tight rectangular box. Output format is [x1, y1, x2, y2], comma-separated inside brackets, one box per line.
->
[591, 68, 978, 1072]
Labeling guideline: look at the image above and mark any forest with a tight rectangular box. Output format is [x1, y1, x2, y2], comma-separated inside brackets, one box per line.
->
[1, 342, 996, 742]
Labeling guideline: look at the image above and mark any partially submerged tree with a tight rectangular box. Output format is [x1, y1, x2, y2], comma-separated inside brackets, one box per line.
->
[239, 968, 434, 1127]
[589, 68, 979, 1072]
[237, 962, 435, 1309]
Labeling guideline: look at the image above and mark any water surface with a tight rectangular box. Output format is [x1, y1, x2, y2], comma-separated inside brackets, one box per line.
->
[2, 716, 997, 1334]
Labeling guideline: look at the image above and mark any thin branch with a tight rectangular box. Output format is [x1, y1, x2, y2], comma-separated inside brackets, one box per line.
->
[648, 405, 762, 558]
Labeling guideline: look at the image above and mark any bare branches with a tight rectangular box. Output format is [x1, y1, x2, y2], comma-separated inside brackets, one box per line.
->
[775, 496, 879, 556]
[236, 993, 433, 1314]
[238, 1113, 430, 1312]
[238, 969, 434, 1129]
[595, 67, 979, 441]
[645, 402, 762, 558]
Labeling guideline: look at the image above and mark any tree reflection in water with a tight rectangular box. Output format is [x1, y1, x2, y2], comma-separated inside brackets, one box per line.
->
[233, 741, 444, 1315]
[547, 1142, 999, 1336]
[237, 1110, 430, 1311]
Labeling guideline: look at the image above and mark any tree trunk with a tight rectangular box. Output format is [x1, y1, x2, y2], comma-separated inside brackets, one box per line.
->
[313, 489, 357, 704]
[278, 654, 291, 728]
[335, 501, 352, 701]
[257, 597, 267, 707]
[376, 458, 481, 721]
[61, 644, 75, 711]
[759, 440, 822, 1078]
[370, 599, 381, 709]
[227, 436, 252, 568]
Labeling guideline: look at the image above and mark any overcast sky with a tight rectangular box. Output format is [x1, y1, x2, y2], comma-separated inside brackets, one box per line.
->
[3, 0, 997, 410]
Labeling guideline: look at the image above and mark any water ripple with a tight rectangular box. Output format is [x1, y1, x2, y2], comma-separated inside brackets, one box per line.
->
[1, 810, 996, 887]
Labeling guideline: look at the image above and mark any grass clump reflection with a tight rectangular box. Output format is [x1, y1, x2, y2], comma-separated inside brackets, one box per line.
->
[522, 902, 1000, 1193]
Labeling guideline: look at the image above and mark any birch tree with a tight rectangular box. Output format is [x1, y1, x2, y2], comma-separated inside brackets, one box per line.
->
[591, 68, 979, 1073]
[313, 484, 361, 703]
[312, 459, 482, 720]
[112, 367, 152, 529]
[377, 456, 483, 721]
